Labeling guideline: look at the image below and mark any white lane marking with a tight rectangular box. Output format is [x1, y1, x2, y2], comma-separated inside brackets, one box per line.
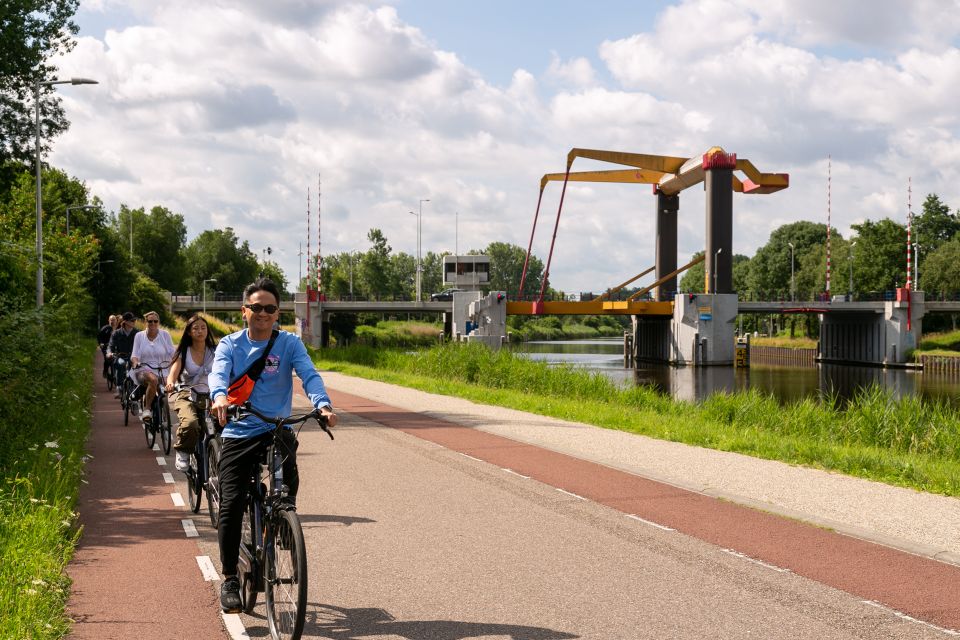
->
[156, 456, 167, 466]
[171, 492, 185, 507]
[626, 514, 675, 532]
[721, 548, 790, 573]
[222, 613, 250, 639]
[181, 519, 199, 538]
[502, 468, 530, 479]
[152, 443, 160, 451]
[556, 488, 586, 501]
[162, 472, 174, 484]
[196, 555, 219, 581]
[457, 452, 483, 463]
[862, 600, 960, 636]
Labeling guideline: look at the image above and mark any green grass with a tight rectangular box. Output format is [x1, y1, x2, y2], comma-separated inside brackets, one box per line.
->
[917, 329, 960, 354]
[0, 308, 93, 639]
[751, 336, 818, 349]
[352, 320, 444, 348]
[313, 343, 960, 497]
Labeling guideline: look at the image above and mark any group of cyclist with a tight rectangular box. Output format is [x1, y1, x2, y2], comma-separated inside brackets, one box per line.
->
[97, 277, 338, 614]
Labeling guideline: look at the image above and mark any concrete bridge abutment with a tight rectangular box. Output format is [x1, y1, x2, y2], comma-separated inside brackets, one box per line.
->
[819, 291, 924, 365]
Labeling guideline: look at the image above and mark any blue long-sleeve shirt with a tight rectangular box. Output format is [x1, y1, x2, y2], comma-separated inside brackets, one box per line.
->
[209, 329, 332, 439]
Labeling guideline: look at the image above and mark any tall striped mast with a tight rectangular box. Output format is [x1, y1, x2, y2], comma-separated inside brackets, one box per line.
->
[306, 187, 311, 290]
[826, 155, 832, 296]
[317, 174, 322, 294]
[907, 177, 913, 290]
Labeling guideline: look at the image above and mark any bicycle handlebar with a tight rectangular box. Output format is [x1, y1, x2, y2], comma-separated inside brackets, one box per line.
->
[231, 403, 334, 440]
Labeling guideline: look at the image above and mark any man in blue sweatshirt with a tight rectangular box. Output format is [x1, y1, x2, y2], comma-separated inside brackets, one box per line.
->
[209, 277, 338, 613]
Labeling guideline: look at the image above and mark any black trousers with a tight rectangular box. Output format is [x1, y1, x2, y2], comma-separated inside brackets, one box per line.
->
[217, 429, 299, 576]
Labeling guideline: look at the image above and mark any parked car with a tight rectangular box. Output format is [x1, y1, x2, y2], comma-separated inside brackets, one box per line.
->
[430, 288, 464, 301]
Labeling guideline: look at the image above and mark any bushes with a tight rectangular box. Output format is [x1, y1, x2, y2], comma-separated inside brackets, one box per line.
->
[0, 305, 93, 638]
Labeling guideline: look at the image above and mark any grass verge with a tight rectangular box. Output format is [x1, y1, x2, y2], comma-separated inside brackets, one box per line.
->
[0, 308, 93, 639]
[314, 343, 960, 498]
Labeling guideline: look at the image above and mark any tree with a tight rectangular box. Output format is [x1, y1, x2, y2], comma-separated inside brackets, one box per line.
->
[182, 228, 260, 294]
[747, 221, 830, 297]
[257, 260, 288, 293]
[849, 218, 907, 292]
[915, 193, 960, 259]
[679, 252, 749, 295]
[480, 242, 543, 298]
[360, 229, 391, 298]
[0, 1, 80, 169]
[388, 252, 415, 299]
[127, 272, 173, 325]
[114, 205, 187, 291]
[920, 237, 960, 296]
[421, 251, 444, 297]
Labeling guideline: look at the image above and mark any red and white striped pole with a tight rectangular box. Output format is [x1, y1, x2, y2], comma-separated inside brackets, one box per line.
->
[826, 155, 831, 297]
[306, 187, 311, 289]
[906, 177, 913, 291]
[317, 174, 322, 296]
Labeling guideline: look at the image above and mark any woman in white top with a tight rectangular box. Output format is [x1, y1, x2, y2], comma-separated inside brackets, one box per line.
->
[130, 310, 175, 424]
[165, 314, 217, 471]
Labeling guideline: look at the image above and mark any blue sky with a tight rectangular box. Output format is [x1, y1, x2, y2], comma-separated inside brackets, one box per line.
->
[55, 0, 960, 293]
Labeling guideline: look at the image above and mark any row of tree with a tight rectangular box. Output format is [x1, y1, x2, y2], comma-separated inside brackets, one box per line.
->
[678, 194, 960, 299]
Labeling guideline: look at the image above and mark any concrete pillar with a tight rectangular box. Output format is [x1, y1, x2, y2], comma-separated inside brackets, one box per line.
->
[704, 152, 736, 294]
[655, 191, 679, 302]
[670, 293, 737, 365]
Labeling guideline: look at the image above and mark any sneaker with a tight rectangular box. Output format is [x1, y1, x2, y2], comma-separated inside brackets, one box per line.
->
[175, 450, 190, 472]
[220, 576, 242, 613]
[113, 391, 120, 398]
[140, 410, 152, 424]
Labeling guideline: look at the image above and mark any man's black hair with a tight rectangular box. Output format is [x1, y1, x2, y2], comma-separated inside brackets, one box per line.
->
[244, 277, 281, 305]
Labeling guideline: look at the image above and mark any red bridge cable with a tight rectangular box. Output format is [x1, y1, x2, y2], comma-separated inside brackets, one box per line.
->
[538, 165, 572, 304]
[518, 187, 545, 299]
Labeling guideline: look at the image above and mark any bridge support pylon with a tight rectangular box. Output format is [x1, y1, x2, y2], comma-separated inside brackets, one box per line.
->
[669, 293, 738, 366]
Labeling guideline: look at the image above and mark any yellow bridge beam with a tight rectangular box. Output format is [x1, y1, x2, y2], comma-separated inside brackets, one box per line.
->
[506, 300, 674, 316]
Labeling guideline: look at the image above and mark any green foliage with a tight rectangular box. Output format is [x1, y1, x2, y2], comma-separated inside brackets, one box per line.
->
[920, 236, 960, 296]
[747, 221, 829, 296]
[915, 194, 960, 257]
[0, 305, 91, 638]
[850, 218, 907, 291]
[182, 227, 260, 294]
[352, 320, 443, 348]
[481, 241, 543, 297]
[127, 272, 173, 324]
[0, 0, 80, 166]
[114, 205, 187, 291]
[361, 228, 392, 298]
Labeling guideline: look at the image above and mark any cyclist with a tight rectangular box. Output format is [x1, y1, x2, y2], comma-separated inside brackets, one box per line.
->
[209, 277, 337, 614]
[97, 314, 118, 380]
[165, 314, 217, 471]
[130, 311, 175, 424]
[107, 312, 139, 398]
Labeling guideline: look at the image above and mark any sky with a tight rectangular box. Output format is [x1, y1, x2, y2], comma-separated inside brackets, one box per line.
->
[50, 0, 960, 294]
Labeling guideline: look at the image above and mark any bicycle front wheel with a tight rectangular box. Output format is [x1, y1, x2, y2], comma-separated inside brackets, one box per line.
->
[205, 437, 222, 528]
[186, 447, 202, 513]
[122, 380, 133, 426]
[265, 509, 307, 640]
[159, 399, 172, 455]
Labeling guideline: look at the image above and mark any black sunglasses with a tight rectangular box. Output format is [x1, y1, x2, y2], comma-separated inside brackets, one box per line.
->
[146, 319, 159, 324]
[244, 303, 279, 314]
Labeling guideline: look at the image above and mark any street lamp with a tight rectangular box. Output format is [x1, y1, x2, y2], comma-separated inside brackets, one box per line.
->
[203, 278, 217, 315]
[848, 241, 856, 298]
[65, 204, 98, 234]
[787, 242, 795, 301]
[913, 242, 920, 291]
[713, 247, 723, 294]
[35, 76, 98, 308]
[410, 198, 429, 301]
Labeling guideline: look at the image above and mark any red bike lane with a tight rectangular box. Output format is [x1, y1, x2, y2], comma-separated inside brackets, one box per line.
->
[67, 355, 224, 639]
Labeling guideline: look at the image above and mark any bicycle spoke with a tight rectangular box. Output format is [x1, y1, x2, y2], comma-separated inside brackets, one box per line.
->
[265, 510, 306, 639]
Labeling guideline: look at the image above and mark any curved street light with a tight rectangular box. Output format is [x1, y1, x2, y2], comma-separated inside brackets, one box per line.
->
[35, 77, 98, 308]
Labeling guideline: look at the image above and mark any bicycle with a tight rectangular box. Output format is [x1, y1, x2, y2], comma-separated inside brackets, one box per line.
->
[112, 356, 135, 426]
[136, 362, 172, 454]
[176, 388, 222, 522]
[232, 403, 333, 640]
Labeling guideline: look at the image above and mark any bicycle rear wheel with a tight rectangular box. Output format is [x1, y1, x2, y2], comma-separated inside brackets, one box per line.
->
[205, 438, 222, 528]
[106, 369, 115, 391]
[122, 379, 133, 426]
[159, 399, 172, 455]
[143, 400, 156, 449]
[265, 509, 307, 640]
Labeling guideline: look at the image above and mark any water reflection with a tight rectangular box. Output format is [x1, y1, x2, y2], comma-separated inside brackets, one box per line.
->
[513, 338, 957, 406]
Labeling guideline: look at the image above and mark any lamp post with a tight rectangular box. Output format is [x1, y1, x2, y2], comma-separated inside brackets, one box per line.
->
[787, 242, 795, 301]
[203, 278, 217, 315]
[849, 241, 856, 297]
[96, 259, 114, 330]
[35, 76, 98, 308]
[65, 204, 98, 234]
[913, 242, 920, 290]
[713, 247, 723, 294]
[410, 198, 429, 301]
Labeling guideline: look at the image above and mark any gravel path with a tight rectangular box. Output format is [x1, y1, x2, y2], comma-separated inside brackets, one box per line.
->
[321, 371, 960, 565]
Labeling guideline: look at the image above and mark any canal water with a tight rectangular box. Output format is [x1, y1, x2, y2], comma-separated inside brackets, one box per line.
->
[513, 338, 960, 406]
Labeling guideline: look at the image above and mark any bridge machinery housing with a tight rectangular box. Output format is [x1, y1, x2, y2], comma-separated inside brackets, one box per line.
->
[516, 146, 788, 365]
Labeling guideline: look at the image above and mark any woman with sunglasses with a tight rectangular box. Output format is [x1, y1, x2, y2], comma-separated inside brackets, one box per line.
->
[165, 314, 218, 471]
[130, 311, 175, 424]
